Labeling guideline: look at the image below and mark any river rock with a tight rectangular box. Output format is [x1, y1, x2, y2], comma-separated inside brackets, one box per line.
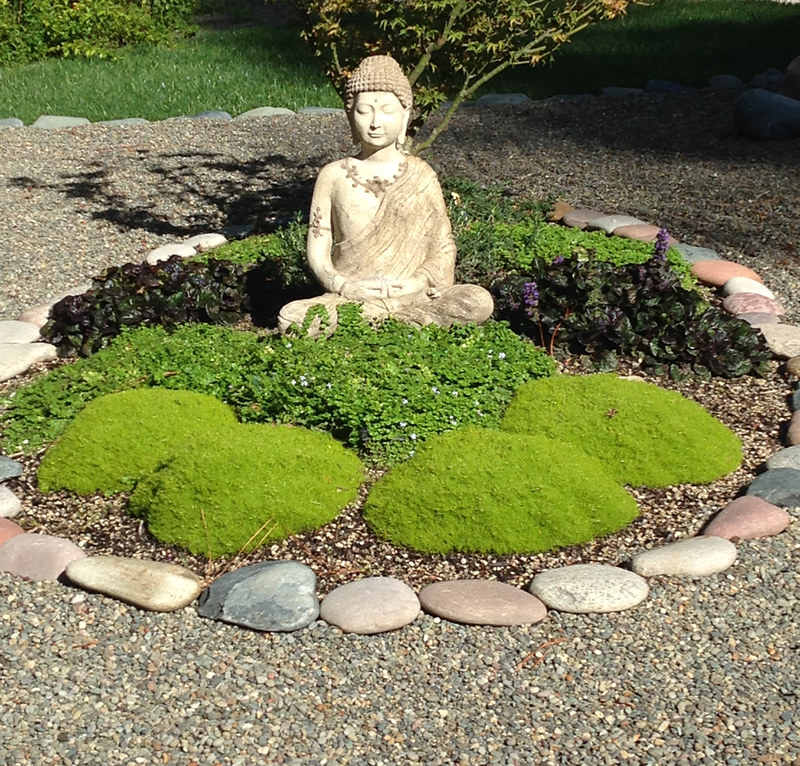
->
[145, 242, 198, 265]
[746, 467, 800, 507]
[722, 293, 785, 317]
[645, 79, 691, 94]
[734, 89, 800, 140]
[0, 485, 22, 518]
[65, 556, 204, 611]
[18, 284, 92, 328]
[528, 564, 648, 613]
[736, 312, 780, 329]
[0, 320, 41, 344]
[475, 93, 534, 107]
[585, 214, 646, 234]
[765, 445, 800, 471]
[184, 233, 227, 252]
[0, 518, 24, 546]
[602, 86, 644, 98]
[759, 324, 800, 359]
[782, 54, 800, 100]
[548, 201, 574, 222]
[562, 208, 606, 230]
[0, 117, 23, 127]
[787, 410, 800, 446]
[32, 115, 91, 129]
[630, 536, 737, 577]
[0, 342, 58, 382]
[193, 110, 232, 120]
[721, 277, 775, 299]
[786, 356, 800, 378]
[0, 456, 22, 481]
[236, 106, 295, 119]
[704, 496, 791, 540]
[97, 118, 149, 127]
[419, 580, 547, 626]
[320, 577, 420, 634]
[673, 243, 721, 263]
[612, 223, 679, 245]
[707, 74, 745, 90]
[691, 260, 763, 287]
[0, 534, 86, 581]
[750, 68, 784, 90]
[197, 560, 318, 632]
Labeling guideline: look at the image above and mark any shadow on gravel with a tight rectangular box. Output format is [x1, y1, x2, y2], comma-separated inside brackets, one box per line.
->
[9, 151, 321, 236]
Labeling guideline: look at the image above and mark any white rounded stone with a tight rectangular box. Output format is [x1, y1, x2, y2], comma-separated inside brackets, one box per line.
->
[320, 576, 420, 634]
[586, 214, 647, 234]
[630, 536, 737, 577]
[722, 277, 775, 300]
[760, 324, 800, 359]
[235, 106, 295, 119]
[0, 485, 22, 518]
[184, 233, 227, 252]
[0, 342, 57, 383]
[0, 320, 41, 344]
[145, 242, 198, 265]
[529, 564, 649, 613]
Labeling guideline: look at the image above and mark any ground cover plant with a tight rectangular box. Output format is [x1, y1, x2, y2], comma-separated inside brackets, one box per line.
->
[501, 374, 742, 487]
[363, 426, 641, 554]
[2, 2, 798, 124]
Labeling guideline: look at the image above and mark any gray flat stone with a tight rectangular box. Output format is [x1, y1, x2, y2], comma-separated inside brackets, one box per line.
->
[722, 276, 775, 299]
[673, 243, 722, 263]
[746, 467, 800, 507]
[585, 214, 646, 234]
[766, 445, 800, 471]
[193, 110, 232, 120]
[97, 118, 149, 126]
[474, 93, 533, 107]
[0, 456, 23, 481]
[197, 560, 318, 632]
[320, 577, 420, 634]
[419, 580, 547, 626]
[735, 88, 800, 140]
[602, 86, 644, 98]
[760, 324, 800, 359]
[66, 556, 204, 612]
[0, 485, 22, 518]
[630, 536, 737, 577]
[704, 496, 792, 540]
[0, 534, 86, 581]
[235, 106, 295, 119]
[736, 312, 780, 329]
[707, 74, 745, 90]
[297, 107, 346, 116]
[529, 564, 648, 614]
[0, 320, 41, 344]
[32, 115, 91, 129]
[0, 117, 23, 127]
[562, 208, 606, 230]
[791, 387, 800, 412]
[0, 342, 58, 383]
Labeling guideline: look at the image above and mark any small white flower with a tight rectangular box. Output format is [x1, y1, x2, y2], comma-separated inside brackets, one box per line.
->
[326, 382, 333, 389]
[432, 386, 439, 394]
[410, 433, 418, 440]
[451, 390, 459, 396]
[399, 422, 407, 428]
[402, 398, 409, 405]
[290, 379, 297, 385]
[498, 352, 506, 359]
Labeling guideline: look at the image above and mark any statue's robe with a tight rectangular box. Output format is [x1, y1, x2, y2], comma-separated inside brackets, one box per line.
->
[278, 155, 493, 335]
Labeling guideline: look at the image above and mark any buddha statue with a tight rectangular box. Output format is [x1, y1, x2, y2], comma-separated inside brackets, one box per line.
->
[277, 54, 494, 336]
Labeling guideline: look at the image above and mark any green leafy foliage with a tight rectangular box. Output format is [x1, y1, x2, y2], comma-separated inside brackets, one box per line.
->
[37, 388, 238, 495]
[42, 256, 252, 357]
[364, 426, 639, 554]
[3, 313, 556, 465]
[0, 0, 199, 66]
[491, 250, 771, 378]
[295, 0, 634, 150]
[501, 374, 742, 487]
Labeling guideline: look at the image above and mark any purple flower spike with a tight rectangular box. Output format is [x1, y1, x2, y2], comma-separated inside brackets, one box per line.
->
[653, 228, 670, 263]
[522, 281, 539, 316]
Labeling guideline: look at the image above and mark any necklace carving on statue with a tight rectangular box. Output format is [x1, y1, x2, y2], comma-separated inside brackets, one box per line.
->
[341, 158, 407, 197]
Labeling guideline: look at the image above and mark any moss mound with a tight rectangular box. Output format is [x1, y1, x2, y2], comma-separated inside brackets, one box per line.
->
[500, 374, 741, 487]
[363, 426, 639, 554]
[129, 423, 364, 557]
[38, 388, 237, 495]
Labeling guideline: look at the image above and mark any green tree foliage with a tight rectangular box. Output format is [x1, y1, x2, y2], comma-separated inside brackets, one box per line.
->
[293, 0, 634, 151]
[0, 0, 199, 65]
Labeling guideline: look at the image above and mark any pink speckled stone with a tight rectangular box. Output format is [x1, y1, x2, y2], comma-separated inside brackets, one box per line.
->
[0, 534, 86, 581]
[0, 518, 24, 547]
[613, 224, 679, 244]
[722, 293, 785, 317]
[691, 260, 763, 287]
[419, 580, 547, 626]
[562, 208, 606, 230]
[704, 496, 792, 540]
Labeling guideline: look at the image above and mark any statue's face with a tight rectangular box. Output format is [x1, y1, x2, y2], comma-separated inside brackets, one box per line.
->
[350, 91, 409, 150]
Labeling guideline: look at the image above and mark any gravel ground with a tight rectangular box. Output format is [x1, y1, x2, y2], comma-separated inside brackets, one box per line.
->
[1, 91, 800, 764]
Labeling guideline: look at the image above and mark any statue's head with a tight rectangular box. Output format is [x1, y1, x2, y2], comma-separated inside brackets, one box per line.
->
[344, 55, 413, 151]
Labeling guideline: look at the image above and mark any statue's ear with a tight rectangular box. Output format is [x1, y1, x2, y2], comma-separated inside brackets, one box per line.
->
[399, 106, 411, 142]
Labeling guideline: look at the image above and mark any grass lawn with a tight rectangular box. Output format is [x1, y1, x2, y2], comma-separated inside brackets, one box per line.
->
[0, 1, 798, 123]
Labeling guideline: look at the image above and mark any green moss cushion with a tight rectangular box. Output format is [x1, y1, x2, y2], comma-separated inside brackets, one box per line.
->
[363, 426, 639, 554]
[129, 423, 364, 557]
[38, 388, 238, 495]
[500, 374, 741, 488]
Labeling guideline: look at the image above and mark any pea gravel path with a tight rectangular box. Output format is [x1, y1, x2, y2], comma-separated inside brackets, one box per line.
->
[1, 91, 799, 764]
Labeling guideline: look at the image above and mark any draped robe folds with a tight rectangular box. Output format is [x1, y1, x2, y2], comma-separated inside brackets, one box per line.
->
[333, 155, 456, 288]
[277, 155, 494, 335]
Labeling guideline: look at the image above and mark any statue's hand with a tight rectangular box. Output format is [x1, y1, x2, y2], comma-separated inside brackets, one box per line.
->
[386, 277, 428, 298]
[339, 279, 390, 300]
